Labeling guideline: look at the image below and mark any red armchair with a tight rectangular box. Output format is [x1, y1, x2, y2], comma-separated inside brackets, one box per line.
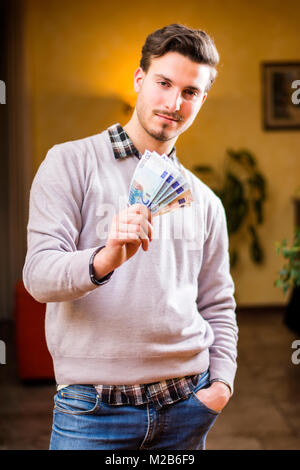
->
[14, 280, 54, 380]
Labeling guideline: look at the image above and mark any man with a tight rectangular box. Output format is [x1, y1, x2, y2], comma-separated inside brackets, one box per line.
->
[23, 24, 238, 450]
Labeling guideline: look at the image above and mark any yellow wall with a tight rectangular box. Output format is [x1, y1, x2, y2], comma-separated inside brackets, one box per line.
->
[24, 0, 300, 306]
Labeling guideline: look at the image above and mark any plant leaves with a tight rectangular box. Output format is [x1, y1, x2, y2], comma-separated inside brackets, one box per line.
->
[248, 225, 263, 263]
[227, 149, 256, 168]
[193, 165, 214, 173]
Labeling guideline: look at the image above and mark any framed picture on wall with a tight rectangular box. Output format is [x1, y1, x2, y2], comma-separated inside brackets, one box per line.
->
[262, 62, 300, 130]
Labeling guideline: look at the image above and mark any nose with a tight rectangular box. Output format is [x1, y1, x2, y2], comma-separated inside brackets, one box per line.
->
[165, 90, 182, 112]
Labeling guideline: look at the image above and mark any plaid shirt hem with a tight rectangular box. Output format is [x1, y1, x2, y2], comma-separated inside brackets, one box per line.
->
[93, 374, 200, 409]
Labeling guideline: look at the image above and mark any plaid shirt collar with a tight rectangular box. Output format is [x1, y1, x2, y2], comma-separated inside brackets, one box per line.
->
[108, 122, 178, 163]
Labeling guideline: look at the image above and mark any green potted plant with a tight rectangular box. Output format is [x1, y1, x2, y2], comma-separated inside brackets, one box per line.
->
[275, 227, 300, 294]
[275, 227, 300, 334]
[193, 148, 267, 267]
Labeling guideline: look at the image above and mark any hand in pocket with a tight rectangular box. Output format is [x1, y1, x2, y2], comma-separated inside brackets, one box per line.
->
[195, 381, 231, 413]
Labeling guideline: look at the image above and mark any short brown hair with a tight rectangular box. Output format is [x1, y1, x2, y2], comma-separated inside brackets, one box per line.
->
[140, 24, 219, 92]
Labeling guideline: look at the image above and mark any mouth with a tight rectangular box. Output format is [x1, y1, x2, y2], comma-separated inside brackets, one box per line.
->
[155, 113, 180, 123]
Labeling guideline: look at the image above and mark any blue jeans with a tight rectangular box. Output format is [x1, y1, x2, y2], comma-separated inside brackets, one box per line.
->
[49, 370, 220, 450]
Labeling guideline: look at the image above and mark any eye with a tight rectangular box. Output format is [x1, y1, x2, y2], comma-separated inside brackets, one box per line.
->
[158, 81, 170, 88]
[183, 89, 198, 99]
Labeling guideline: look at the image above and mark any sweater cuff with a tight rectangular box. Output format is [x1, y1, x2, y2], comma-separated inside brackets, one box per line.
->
[89, 246, 114, 286]
[209, 378, 232, 395]
[209, 358, 237, 396]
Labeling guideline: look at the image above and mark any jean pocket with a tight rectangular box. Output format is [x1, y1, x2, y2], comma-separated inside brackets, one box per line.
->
[54, 387, 99, 415]
[191, 391, 221, 415]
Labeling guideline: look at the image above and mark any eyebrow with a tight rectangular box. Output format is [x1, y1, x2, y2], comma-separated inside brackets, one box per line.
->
[154, 73, 202, 93]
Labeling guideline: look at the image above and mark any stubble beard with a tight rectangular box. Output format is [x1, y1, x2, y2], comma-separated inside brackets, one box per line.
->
[144, 123, 172, 142]
[136, 101, 180, 142]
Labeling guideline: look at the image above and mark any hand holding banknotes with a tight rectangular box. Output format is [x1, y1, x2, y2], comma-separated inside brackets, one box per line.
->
[93, 150, 193, 279]
[93, 203, 153, 279]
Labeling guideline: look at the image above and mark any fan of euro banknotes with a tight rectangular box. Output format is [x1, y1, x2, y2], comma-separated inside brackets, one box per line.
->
[128, 150, 193, 216]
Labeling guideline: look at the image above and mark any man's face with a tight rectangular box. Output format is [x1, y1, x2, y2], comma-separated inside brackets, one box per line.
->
[134, 51, 211, 142]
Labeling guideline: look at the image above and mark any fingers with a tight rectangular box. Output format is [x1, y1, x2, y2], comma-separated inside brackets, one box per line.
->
[117, 223, 150, 240]
[118, 205, 153, 242]
[109, 204, 154, 252]
[128, 203, 153, 226]
[115, 222, 151, 251]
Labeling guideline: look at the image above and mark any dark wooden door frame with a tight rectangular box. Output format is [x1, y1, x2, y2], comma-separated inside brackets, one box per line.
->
[1, 0, 33, 320]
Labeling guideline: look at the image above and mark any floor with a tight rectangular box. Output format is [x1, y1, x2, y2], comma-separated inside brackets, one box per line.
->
[0, 310, 300, 450]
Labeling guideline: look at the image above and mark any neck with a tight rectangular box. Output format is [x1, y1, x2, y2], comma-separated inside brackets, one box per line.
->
[123, 109, 177, 156]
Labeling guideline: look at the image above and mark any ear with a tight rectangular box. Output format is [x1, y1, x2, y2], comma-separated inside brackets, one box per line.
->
[134, 67, 145, 93]
[201, 93, 208, 105]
